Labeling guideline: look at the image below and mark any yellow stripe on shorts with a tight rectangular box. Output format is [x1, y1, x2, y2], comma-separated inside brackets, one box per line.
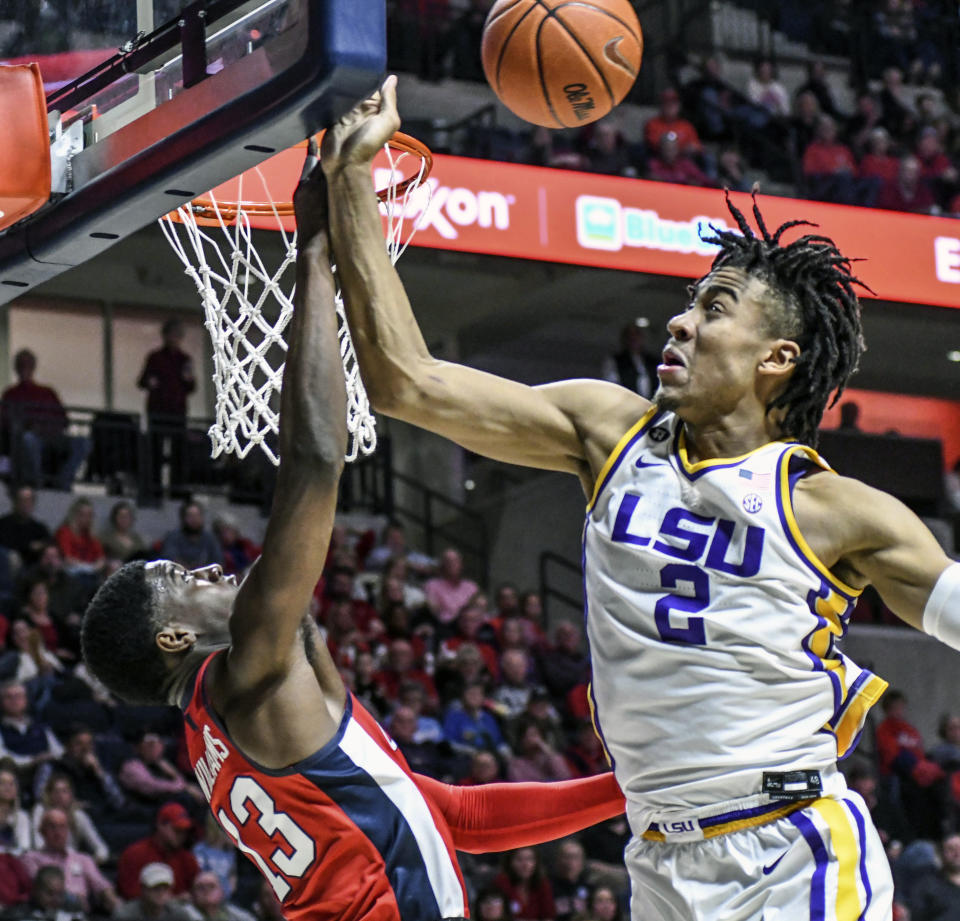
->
[811, 798, 862, 921]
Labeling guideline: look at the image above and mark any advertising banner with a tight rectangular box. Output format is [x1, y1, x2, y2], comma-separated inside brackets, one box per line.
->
[208, 148, 960, 310]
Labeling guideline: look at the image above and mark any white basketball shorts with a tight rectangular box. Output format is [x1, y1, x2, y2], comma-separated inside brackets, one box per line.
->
[625, 793, 893, 921]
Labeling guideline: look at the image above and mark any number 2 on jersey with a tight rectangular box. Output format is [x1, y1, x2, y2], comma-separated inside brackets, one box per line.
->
[654, 563, 709, 645]
[216, 776, 316, 900]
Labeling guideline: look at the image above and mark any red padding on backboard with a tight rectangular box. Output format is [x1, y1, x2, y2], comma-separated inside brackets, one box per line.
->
[0, 63, 51, 232]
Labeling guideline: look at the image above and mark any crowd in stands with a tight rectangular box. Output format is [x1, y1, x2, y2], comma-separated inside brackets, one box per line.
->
[0, 482, 955, 919]
[381, 1, 960, 218]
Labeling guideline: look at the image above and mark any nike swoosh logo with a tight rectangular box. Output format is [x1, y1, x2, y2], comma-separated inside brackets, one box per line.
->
[635, 455, 662, 469]
[603, 36, 637, 78]
[761, 853, 787, 876]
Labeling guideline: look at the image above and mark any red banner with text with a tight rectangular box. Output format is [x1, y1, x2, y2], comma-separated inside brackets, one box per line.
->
[210, 149, 960, 310]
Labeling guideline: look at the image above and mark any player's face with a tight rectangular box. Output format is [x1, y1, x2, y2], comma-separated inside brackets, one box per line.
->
[146, 560, 239, 642]
[655, 267, 790, 425]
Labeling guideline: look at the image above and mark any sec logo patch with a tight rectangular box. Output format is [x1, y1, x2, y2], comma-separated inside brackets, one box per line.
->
[742, 493, 763, 514]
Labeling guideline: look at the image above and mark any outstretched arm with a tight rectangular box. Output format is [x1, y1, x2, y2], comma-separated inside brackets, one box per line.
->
[794, 474, 955, 636]
[413, 771, 625, 854]
[322, 78, 648, 495]
[226, 148, 347, 695]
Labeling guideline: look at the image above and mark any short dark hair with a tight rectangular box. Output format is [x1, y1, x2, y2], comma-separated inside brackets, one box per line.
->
[701, 192, 867, 446]
[81, 561, 170, 705]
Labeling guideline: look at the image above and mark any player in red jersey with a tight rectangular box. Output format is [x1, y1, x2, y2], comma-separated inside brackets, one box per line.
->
[81, 142, 624, 921]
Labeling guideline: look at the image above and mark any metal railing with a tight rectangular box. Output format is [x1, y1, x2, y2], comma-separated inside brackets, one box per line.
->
[539, 550, 582, 632]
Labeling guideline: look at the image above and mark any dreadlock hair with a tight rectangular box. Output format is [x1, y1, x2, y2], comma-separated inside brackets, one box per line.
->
[699, 191, 868, 446]
[81, 561, 170, 705]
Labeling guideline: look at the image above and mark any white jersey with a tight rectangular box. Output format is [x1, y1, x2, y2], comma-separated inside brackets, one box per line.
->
[583, 408, 887, 833]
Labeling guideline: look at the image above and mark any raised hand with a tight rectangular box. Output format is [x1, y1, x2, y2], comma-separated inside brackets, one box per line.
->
[293, 137, 330, 251]
[321, 75, 400, 175]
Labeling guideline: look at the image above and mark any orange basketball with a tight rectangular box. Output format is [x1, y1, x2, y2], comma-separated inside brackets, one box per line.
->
[482, 0, 643, 129]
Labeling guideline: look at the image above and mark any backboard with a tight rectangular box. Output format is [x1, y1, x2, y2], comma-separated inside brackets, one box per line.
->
[0, 0, 385, 305]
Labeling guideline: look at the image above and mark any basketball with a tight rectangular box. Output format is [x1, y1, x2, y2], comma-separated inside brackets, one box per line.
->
[481, 0, 643, 129]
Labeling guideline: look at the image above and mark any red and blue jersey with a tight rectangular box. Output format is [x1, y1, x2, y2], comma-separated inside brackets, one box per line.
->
[183, 652, 468, 921]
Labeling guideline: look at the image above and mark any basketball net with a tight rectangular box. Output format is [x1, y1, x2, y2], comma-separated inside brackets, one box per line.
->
[158, 134, 432, 465]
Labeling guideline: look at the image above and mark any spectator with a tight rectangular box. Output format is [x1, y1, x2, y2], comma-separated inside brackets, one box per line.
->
[460, 750, 502, 786]
[364, 521, 435, 575]
[119, 731, 202, 808]
[397, 681, 444, 744]
[363, 558, 428, 620]
[717, 146, 751, 193]
[877, 154, 937, 213]
[802, 115, 859, 204]
[493, 848, 555, 921]
[116, 802, 199, 900]
[439, 603, 499, 677]
[550, 839, 590, 921]
[184, 870, 255, 921]
[54, 500, 105, 582]
[600, 318, 659, 400]
[160, 502, 222, 570]
[0, 349, 87, 492]
[351, 650, 389, 720]
[796, 59, 839, 118]
[18, 581, 61, 658]
[21, 544, 85, 644]
[582, 121, 635, 177]
[34, 726, 125, 817]
[845, 762, 912, 849]
[442, 681, 509, 758]
[646, 132, 712, 187]
[915, 126, 958, 208]
[910, 832, 960, 921]
[644, 87, 701, 156]
[878, 67, 915, 141]
[387, 704, 452, 780]
[492, 584, 520, 624]
[425, 549, 478, 626]
[860, 127, 901, 206]
[930, 713, 960, 772]
[492, 650, 538, 723]
[586, 885, 622, 921]
[98, 501, 145, 564]
[507, 721, 572, 784]
[0, 682, 62, 784]
[0, 487, 50, 568]
[565, 719, 609, 778]
[871, 0, 918, 77]
[846, 91, 884, 158]
[6, 620, 60, 686]
[517, 592, 546, 647]
[30, 774, 107, 864]
[192, 815, 237, 902]
[537, 622, 588, 701]
[250, 880, 284, 921]
[319, 565, 378, 636]
[114, 862, 193, 921]
[474, 888, 512, 921]
[791, 90, 821, 162]
[211, 514, 260, 577]
[876, 689, 944, 839]
[138, 319, 196, 499]
[22, 808, 117, 915]
[0, 849, 30, 909]
[374, 638, 437, 706]
[497, 617, 531, 657]
[746, 58, 790, 118]
[0, 865, 85, 921]
[684, 55, 739, 141]
[0, 761, 31, 853]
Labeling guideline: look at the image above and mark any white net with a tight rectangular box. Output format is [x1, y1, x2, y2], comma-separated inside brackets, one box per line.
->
[158, 141, 431, 465]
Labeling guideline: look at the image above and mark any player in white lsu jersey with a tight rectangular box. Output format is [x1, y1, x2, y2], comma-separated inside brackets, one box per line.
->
[322, 82, 960, 921]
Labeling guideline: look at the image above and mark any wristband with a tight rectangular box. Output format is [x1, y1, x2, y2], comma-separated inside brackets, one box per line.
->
[922, 562, 960, 652]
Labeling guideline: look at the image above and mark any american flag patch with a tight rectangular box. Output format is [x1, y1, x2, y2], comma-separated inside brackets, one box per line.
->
[739, 469, 771, 489]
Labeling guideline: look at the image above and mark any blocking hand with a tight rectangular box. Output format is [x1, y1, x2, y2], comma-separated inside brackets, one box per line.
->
[321, 75, 400, 175]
